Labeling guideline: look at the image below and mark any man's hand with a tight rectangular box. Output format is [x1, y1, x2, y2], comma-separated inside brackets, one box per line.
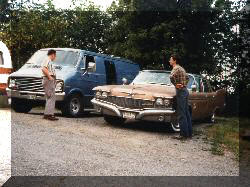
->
[176, 83, 184, 89]
[48, 76, 54, 81]
[42, 67, 54, 81]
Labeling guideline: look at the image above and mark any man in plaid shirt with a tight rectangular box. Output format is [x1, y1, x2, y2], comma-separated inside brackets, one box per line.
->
[169, 54, 192, 140]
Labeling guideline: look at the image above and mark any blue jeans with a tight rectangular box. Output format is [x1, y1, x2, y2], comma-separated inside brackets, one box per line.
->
[176, 88, 192, 137]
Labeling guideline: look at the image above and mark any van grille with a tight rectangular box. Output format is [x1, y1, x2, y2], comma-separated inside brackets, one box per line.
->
[12, 77, 44, 92]
[107, 96, 154, 109]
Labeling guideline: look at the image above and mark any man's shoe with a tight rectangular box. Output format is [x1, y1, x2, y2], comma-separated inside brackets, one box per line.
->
[43, 115, 59, 121]
[172, 136, 189, 141]
[51, 115, 59, 121]
[43, 115, 49, 119]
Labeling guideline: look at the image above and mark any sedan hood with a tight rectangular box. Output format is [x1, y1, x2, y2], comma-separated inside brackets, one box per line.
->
[94, 84, 176, 100]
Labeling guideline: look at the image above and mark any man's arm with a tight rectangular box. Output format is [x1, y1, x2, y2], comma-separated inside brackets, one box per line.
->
[42, 67, 53, 81]
[170, 69, 177, 85]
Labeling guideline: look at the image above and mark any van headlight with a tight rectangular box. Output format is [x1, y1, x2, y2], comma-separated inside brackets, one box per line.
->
[55, 81, 64, 92]
[9, 79, 16, 88]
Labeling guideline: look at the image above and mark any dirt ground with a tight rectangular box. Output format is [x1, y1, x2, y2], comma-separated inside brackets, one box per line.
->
[9, 108, 239, 176]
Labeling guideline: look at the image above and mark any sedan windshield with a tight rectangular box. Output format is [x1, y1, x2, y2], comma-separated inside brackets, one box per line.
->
[26, 50, 79, 67]
[132, 71, 193, 89]
[132, 71, 172, 85]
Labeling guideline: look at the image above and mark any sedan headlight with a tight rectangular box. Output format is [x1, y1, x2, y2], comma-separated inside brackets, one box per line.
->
[164, 99, 172, 108]
[55, 81, 64, 92]
[155, 98, 172, 108]
[102, 91, 108, 98]
[155, 98, 164, 106]
[96, 91, 102, 98]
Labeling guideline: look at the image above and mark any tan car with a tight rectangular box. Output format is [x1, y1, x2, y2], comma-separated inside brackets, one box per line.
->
[91, 70, 226, 132]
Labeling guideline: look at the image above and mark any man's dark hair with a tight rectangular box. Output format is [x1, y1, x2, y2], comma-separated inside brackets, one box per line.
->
[47, 49, 56, 56]
[170, 54, 180, 64]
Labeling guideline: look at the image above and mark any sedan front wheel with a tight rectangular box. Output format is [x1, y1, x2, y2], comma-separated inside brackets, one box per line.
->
[169, 121, 180, 132]
[104, 115, 126, 126]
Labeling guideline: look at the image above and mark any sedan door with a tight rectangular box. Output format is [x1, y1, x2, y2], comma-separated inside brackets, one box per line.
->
[189, 76, 209, 120]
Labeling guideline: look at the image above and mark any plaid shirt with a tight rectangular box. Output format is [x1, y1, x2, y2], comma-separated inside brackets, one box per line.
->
[170, 65, 189, 87]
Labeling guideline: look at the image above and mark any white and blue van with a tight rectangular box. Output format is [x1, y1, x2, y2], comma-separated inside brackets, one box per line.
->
[7, 48, 140, 117]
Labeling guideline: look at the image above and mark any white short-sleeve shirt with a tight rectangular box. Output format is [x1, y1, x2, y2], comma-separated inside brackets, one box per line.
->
[41, 58, 56, 77]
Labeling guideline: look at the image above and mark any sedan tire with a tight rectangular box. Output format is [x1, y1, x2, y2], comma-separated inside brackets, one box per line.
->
[169, 121, 180, 132]
[104, 115, 126, 126]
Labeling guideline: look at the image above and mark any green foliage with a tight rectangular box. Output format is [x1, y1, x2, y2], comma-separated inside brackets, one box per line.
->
[106, 0, 244, 93]
[0, 0, 246, 95]
[0, 0, 112, 70]
[206, 117, 239, 159]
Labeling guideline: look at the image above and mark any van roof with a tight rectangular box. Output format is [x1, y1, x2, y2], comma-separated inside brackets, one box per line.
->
[40, 48, 137, 65]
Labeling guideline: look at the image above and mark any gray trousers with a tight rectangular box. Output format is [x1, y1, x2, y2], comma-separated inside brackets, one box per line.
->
[42, 77, 56, 115]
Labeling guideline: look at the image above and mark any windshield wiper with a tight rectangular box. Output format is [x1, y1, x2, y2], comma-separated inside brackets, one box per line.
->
[148, 82, 157, 84]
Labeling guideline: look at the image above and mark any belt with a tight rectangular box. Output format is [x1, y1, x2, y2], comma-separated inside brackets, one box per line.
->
[42, 76, 56, 79]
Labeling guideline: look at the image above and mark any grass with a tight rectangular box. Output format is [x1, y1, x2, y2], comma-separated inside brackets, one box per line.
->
[239, 118, 250, 166]
[205, 117, 239, 160]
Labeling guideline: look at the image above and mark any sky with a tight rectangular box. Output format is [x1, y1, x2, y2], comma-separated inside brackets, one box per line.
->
[34, 0, 115, 10]
[32, 0, 246, 10]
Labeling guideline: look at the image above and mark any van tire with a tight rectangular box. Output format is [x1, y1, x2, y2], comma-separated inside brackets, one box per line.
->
[104, 115, 126, 125]
[11, 98, 32, 113]
[61, 94, 84, 117]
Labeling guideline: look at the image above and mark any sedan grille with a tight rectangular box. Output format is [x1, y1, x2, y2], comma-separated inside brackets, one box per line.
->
[107, 96, 154, 109]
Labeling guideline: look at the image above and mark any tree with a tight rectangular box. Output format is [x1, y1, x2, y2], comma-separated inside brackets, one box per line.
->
[0, 0, 112, 70]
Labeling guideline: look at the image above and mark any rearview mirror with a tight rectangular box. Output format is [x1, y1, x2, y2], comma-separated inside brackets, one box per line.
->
[191, 84, 197, 92]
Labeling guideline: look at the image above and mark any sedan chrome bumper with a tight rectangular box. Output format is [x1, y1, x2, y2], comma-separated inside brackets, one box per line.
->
[6, 88, 65, 101]
[91, 98, 176, 122]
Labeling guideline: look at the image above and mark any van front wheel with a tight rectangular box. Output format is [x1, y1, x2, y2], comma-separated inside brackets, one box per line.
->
[61, 94, 84, 117]
[11, 98, 32, 113]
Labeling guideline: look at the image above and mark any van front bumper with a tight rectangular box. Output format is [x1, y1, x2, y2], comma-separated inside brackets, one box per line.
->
[91, 98, 176, 122]
[6, 88, 65, 101]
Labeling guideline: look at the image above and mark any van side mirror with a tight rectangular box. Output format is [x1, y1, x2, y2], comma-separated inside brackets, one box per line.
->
[122, 78, 128, 85]
[87, 62, 96, 72]
[191, 84, 197, 92]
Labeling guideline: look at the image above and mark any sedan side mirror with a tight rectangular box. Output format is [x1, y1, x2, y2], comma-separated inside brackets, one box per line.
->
[122, 78, 128, 85]
[191, 84, 197, 92]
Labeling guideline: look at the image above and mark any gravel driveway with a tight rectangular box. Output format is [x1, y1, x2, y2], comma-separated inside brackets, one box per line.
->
[11, 109, 239, 176]
[0, 109, 11, 186]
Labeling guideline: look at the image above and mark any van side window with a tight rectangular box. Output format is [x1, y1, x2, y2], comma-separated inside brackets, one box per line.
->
[0, 51, 4, 65]
[85, 55, 96, 72]
[104, 60, 117, 85]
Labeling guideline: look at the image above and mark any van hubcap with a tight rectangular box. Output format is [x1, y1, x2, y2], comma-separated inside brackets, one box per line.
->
[70, 98, 80, 114]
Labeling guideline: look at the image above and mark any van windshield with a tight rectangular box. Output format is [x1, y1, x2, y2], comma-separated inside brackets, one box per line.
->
[26, 50, 79, 66]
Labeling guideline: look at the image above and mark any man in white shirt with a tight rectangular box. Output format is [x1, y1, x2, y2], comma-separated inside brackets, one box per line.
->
[41, 49, 59, 121]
